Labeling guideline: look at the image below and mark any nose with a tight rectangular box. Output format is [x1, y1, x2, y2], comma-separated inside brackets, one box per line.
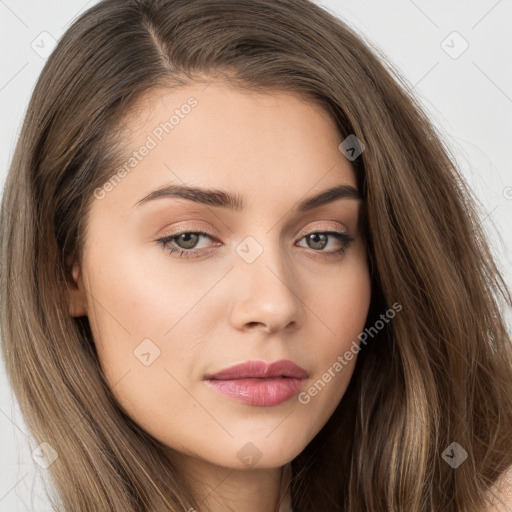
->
[228, 238, 305, 334]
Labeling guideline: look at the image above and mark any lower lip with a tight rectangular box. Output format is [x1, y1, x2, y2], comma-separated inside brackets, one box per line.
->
[205, 377, 306, 406]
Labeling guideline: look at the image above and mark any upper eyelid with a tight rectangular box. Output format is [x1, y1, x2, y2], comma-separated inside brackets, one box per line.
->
[159, 221, 351, 238]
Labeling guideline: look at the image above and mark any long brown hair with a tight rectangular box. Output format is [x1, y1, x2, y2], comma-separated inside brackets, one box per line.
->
[1, 0, 511, 510]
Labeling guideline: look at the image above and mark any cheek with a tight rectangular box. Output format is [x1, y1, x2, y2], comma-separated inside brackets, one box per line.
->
[298, 252, 371, 415]
[84, 239, 210, 343]
[317, 248, 372, 351]
[80, 240, 219, 413]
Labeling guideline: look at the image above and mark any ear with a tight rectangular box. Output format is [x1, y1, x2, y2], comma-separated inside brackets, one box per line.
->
[65, 253, 88, 317]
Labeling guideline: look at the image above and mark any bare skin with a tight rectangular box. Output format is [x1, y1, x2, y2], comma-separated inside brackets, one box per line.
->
[67, 79, 372, 512]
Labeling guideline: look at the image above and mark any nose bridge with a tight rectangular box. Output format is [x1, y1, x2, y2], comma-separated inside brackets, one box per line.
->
[235, 228, 289, 285]
[229, 229, 304, 331]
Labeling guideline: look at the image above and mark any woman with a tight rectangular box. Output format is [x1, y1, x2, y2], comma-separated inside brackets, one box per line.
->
[1, 0, 511, 510]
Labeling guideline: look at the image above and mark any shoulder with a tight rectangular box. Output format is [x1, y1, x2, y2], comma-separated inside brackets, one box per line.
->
[485, 466, 512, 512]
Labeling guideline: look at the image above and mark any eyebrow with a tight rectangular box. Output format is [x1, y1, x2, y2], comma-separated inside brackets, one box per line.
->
[133, 183, 362, 212]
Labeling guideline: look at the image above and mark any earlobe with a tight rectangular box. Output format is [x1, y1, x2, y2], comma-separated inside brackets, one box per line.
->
[65, 255, 88, 317]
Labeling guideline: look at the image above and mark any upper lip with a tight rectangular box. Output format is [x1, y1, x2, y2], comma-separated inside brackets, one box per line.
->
[204, 359, 308, 380]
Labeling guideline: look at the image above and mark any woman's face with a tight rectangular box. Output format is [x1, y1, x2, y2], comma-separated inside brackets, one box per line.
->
[68, 80, 371, 470]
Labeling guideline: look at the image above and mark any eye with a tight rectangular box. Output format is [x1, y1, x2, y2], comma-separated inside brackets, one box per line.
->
[296, 231, 355, 258]
[156, 229, 355, 259]
[156, 230, 217, 259]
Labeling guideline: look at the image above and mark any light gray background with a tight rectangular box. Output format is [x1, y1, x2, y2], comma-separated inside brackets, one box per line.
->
[1, 1, 511, 510]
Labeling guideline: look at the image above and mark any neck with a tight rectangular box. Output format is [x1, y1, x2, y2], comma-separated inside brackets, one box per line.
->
[178, 455, 293, 512]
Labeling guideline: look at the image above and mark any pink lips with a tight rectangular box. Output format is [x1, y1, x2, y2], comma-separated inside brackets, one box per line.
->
[204, 360, 308, 407]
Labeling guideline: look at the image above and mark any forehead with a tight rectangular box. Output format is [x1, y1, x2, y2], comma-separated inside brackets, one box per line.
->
[96, 79, 357, 216]
[118, 78, 343, 154]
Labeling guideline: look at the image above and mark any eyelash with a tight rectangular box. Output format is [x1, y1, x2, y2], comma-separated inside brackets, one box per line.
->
[156, 229, 355, 260]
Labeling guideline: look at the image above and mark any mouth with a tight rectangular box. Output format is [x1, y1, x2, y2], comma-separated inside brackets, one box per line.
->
[203, 359, 308, 406]
[203, 359, 308, 380]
